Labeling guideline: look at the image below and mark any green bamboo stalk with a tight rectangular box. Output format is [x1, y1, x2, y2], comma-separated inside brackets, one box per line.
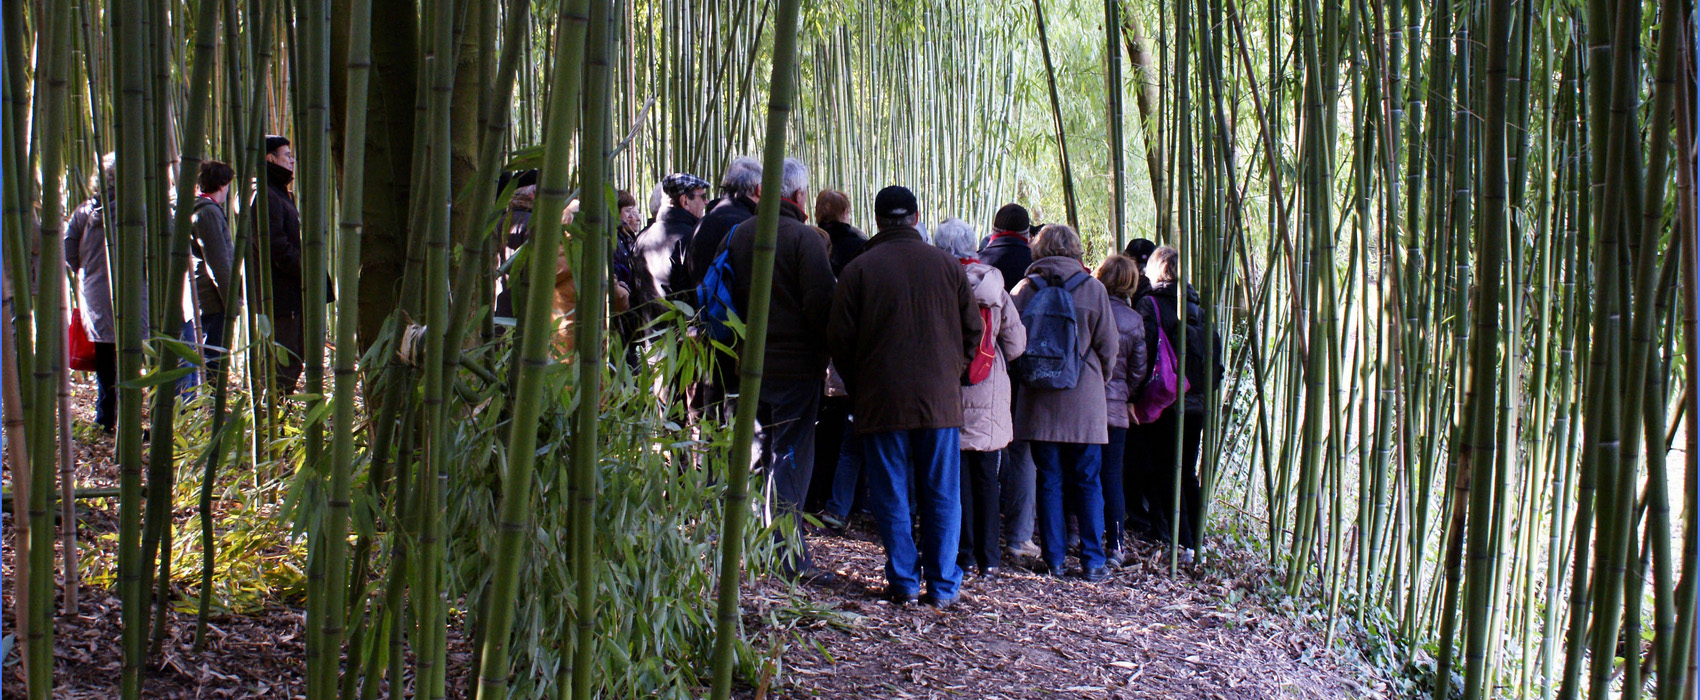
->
[1031, 0, 1078, 231]
[315, 0, 372, 693]
[707, 0, 805, 692]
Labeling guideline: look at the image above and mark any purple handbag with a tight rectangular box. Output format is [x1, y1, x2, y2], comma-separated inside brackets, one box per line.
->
[1131, 301, 1188, 424]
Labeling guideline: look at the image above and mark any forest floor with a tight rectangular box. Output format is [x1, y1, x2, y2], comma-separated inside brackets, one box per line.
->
[744, 525, 1396, 700]
[2, 374, 1398, 699]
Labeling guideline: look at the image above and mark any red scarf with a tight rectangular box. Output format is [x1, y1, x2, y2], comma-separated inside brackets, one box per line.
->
[990, 229, 1027, 241]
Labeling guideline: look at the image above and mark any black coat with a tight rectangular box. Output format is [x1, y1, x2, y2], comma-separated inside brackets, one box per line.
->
[686, 194, 758, 290]
[632, 203, 701, 307]
[978, 234, 1033, 292]
[259, 163, 308, 316]
[820, 220, 866, 276]
[722, 199, 837, 381]
[1135, 281, 1223, 416]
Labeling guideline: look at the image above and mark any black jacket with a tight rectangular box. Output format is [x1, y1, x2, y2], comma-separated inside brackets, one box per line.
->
[686, 195, 759, 290]
[633, 203, 700, 307]
[821, 220, 866, 276]
[723, 199, 837, 382]
[978, 234, 1034, 292]
[1135, 281, 1223, 416]
[258, 163, 308, 316]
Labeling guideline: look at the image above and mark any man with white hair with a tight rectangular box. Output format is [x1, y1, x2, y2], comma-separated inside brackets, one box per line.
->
[687, 156, 764, 288]
[827, 186, 984, 608]
[721, 157, 838, 583]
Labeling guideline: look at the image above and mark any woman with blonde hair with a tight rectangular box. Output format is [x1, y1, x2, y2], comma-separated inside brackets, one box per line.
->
[1092, 254, 1148, 568]
[1128, 245, 1222, 563]
[1010, 224, 1120, 581]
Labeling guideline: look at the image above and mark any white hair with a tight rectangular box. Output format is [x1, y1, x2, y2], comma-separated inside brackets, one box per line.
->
[780, 158, 809, 199]
[721, 156, 763, 197]
[932, 218, 978, 260]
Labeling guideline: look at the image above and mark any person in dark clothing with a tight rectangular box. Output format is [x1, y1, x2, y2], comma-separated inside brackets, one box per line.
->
[258, 135, 311, 393]
[814, 189, 865, 275]
[685, 156, 764, 289]
[684, 157, 763, 420]
[979, 204, 1034, 293]
[827, 185, 983, 608]
[611, 189, 649, 355]
[1122, 237, 1158, 298]
[632, 172, 710, 318]
[721, 158, 838, 583]
[190, 159, 237, 375]
[1126, 245, 1224, 562]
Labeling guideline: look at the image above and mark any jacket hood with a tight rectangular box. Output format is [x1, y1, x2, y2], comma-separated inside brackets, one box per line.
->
[266, 162, 294, 190]
[1025, 255, 1090, 284]
[964, 262, 1004, 308]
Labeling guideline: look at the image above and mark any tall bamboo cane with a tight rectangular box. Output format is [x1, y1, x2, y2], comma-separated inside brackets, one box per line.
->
[707, 0, 805, 693]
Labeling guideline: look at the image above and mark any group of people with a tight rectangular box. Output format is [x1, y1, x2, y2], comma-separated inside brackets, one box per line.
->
[599, 157, 1223, 609]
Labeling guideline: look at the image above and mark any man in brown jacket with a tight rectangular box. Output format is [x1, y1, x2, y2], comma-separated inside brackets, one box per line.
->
[827, 186, 983, 608]
[722, 158, 838, 583]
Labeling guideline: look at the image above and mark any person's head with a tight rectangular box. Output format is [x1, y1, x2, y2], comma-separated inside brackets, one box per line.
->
[992, 203, 1031, 235]
[1123, 238, 1156, 269]
[265, 135, 294, 172]
[814, 189, 851, 225]
[720, 156, 763, 200]
[873, 185, 919, 230]
[198, 159, 236, 203]
[777, 158, 809, 206]
[1145, 245, 1179, 286]
[616, 189, 640, 232]
[662, 172, 712, 217]
[1095, 254, 1142, 300]
[932, 218, 978, 261]
[89, 152, 117, 195]
[1031, 224, 1084, 261]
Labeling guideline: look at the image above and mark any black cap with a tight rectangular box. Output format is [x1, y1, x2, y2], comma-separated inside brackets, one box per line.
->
[1124, 238, 1156, 265]
[993, 203, 1030, 233]
[874, 186, 918, 219]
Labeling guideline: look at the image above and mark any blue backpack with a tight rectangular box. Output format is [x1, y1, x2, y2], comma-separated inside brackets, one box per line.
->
[695, 241, 741, 343]
[1012, 271, 1089, 390]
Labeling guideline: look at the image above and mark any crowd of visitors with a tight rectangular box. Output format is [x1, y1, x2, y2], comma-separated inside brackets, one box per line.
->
[60, 143, 1223, 610]
[599, 157, 1225, 608]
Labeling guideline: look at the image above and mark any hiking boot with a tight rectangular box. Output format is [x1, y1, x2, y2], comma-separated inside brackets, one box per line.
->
[1005, 540, 1041, 560]
[1082, 567, 1111, 583]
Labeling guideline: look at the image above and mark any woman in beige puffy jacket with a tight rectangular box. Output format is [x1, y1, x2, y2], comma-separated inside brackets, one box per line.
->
[933, 219, 1026, 577]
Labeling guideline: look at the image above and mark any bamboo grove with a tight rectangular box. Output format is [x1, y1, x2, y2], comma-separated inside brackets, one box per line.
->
[2, 0, 1696, 699]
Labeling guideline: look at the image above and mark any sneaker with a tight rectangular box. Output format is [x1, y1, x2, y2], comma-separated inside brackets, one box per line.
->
[1006, 540, 1042, 560]
[922, 593, 958, 610]
[1103, 547, 1125, 569]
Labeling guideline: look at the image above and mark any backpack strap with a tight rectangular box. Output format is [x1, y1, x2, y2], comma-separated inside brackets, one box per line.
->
[1061, 270, 1090, 292]
[1026, 273, 1048, 290]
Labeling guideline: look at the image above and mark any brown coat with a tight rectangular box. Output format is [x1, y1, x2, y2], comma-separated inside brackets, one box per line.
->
[551, 234, 630, 357]
[827, 227, 983, 435]
[1010, 255, 1119, 444]
[959, 262, 1026, 452]
[723, 199, 837, 381]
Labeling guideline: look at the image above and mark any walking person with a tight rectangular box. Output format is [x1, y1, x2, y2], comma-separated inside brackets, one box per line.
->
[978, 204, 1043, 561]
[190, 159, 238, 374]
[1010, 224, 1119, 582]
[827, 186, 983, 607]
[721, 158, 837, 582]
[64, 153, 141, 432]
[1094, 255, 1149, 568]
[1131, 245, 1223, 563]
[933, 218, 1025, 578]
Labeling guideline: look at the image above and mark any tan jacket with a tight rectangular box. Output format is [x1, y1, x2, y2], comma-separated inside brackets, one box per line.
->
[552, 236, 630, 357]
[959, 263, 1026, 452]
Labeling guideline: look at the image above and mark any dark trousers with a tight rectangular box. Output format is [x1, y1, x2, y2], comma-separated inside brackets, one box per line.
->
[999, 439, 1036, 546]
[755, 377, 821, 573]
[863, 427, 963, 600]
[808, 395, 854, 512]
[1031, 441, 1105, 571]
[274, 311, 305, 394]
[958, 449, 1002, 572]
[200, 312, 227, 376]
[1100, 426, 1128, 553]
[1137, 410, 1206, 549]
[93, 341, 117, 430]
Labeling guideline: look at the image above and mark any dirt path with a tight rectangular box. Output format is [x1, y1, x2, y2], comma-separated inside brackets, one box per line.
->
[751, 527, 1392, 700]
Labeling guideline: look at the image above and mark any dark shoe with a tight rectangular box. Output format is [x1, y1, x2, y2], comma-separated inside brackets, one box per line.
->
[1104, 547, 1125, 569]
[818, 512, 848, 533]
[886, 588, 919, 606]
[1083, 567, 1111, 583]
[795, 565, 837, 586]
[980, 566, 1002, 579]
[1036, 562, 1068, 580]
[922, 593, 958, 610]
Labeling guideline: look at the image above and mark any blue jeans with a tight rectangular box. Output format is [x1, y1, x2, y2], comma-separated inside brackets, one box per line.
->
[1101, 427, 1127, 551]
[1031, 441, 1106, 571]
[863, 427, 963, 600]
[825, 426, 864, 520]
